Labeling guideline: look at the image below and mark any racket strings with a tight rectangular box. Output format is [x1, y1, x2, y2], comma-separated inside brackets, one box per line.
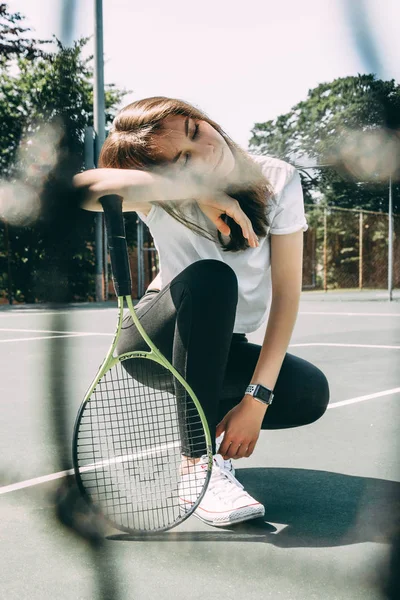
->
[76, 357, 209, 532]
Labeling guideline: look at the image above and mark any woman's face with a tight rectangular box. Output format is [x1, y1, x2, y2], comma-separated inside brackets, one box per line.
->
[155, 115, 236, 179]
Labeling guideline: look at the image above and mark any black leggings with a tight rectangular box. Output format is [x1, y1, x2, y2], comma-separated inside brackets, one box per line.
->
[117, 260, 330, 454]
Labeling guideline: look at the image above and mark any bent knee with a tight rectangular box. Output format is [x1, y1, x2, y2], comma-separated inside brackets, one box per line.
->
[178, 259, 238, 299]
[303, 369, 330, 425]
[186, 259, 237, 284]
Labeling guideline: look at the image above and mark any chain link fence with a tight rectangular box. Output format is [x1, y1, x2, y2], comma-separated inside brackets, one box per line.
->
[303, 205, 400, 291]
[0, 206, 398, 304]
[132, 205, 399, 296]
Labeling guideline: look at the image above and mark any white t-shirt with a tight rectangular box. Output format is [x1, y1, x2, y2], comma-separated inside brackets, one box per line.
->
[137, 154, 308, 334]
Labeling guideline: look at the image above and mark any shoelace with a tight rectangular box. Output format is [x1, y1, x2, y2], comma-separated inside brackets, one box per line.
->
[207, 454, 249, 503]
[221, 457, 234, 473]
[215, 434, 234, 473]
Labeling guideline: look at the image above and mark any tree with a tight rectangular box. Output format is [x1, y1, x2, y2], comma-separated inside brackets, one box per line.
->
[249, 75, 400, 213]
[0, 5, 128, 303]
[0, 2, 49, 60]
[0, 36, 125, 177]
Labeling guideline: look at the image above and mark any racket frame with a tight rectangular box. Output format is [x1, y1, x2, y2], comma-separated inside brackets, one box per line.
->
[73, 196, 213, 533]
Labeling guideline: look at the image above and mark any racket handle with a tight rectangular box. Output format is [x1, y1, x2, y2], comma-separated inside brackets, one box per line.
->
[100, 195, 132, 297]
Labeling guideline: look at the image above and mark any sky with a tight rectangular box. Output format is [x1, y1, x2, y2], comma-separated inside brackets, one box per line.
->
[8, 0, 400, 150]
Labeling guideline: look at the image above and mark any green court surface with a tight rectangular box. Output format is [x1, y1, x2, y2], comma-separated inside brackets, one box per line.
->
[0, 292, 399, 600]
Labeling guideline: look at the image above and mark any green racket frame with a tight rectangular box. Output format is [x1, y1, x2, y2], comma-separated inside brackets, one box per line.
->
[72, 195, 213, 533]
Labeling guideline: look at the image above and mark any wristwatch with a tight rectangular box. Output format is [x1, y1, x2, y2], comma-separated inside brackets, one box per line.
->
[245, 384, 274, 406]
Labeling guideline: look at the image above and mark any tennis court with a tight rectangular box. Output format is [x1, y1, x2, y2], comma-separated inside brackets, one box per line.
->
[0, 290, 399, 599]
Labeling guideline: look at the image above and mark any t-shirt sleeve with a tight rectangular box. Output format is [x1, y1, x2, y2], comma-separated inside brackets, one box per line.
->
[269, 169, 308, 235]
[135, 203, 158, 225]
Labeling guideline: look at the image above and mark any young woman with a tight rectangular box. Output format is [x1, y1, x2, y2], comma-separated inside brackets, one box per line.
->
[75, 96, 330, 528]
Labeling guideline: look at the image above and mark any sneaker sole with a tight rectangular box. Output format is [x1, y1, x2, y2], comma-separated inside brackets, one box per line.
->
[192, 504, 265, 527]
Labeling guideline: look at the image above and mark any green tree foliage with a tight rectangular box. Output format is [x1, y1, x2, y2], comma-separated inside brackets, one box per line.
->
[0, 2, 49, 60]
[249, 74, 400, 214]
[0, 6, 128, 303]
[0, 37, 124, 177]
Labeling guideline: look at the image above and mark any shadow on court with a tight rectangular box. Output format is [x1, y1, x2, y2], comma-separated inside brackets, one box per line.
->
[108, 467, 400, 548]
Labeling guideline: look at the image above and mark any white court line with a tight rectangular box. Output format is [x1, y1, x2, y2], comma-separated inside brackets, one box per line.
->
[2, 334, 397, 349]
[0, 442, 181, 496]
[328, 387, 400, 409]
[290, 342, 400, 350]
[1, 387, 399, 497]
[0, 334, 90, 343]
[0, 308, 116, 319]
[299, 311, 400, 317]
[0, 308, 398, 319]
[0, 469, 73, 495]
[0, 328, 112, 336]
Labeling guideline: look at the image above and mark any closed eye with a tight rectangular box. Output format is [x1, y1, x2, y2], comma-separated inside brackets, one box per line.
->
[181, 122, 199, 167]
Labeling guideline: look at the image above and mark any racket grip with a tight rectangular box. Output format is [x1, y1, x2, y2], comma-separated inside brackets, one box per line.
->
[100, 195, 132, 297]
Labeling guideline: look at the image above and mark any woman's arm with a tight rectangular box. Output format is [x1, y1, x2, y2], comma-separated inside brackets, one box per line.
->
[216, 230, 304, 459]
[73, 167, 206, 213]
[247, 229, 304, 392]
[74, 167, 259, 247]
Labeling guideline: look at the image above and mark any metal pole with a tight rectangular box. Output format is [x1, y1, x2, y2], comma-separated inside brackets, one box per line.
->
[84, 127, 103, 302]
[137, 219, 145, 298]
[388, 176, 393, 302]
[94, 0, 106, 301]
[84, 127, 94, 170]
[359, 210, 363, 290]
[3, 221, 13, 305]
[323, 208, 328, 292]
[103, 223, 108, 301]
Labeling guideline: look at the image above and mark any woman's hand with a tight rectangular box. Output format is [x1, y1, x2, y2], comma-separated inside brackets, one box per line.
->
[215, 395, 267, 459]
[197, 194, 259, 248]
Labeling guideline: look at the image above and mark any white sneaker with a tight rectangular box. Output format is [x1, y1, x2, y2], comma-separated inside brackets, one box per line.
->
[179, 454, 265, 527]
[215, 433, 235, 476]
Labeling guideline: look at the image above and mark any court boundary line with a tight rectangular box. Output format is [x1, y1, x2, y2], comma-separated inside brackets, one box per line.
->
[291, 342, 400, 350]
[0, 333, 398, 350]
[299, 311, 400, 317]
[1, 386, 399, 497]
[0, 334, 90, 343]
[0, 308, 116, 318]
[0, 327, 112, 336]
[0, 308, 399, 319]
[327, 387, 400, 409]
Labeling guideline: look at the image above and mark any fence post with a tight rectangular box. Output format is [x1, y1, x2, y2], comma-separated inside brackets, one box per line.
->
[359, 210, 363, 290]
[311, 227, 316, 288]
[103, 220, 108, 301]
[388, 176, 393, 301]
[323, 208, 328, 292]
[3, 221, 13, 305]
[94, 0, 106, 302]
[137, 218, 144, 298]
[85, 127, 104, 302]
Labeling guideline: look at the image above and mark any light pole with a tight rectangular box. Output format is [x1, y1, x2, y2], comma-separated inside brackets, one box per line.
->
[93, 0, 106, 301]
[388, 176, 393, 301]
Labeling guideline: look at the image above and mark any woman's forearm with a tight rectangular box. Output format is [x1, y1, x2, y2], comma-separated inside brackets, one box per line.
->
[248, 291, 301, 392]
[74, 167, 212, 212]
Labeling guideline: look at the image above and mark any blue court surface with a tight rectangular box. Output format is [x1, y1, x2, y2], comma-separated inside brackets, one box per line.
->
[0, 290, 399, 600]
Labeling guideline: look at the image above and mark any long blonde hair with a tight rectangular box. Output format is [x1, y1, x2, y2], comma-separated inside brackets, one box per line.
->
[99, 96, 272, 251]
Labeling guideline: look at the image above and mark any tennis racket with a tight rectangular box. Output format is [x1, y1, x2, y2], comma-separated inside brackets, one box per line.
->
[73, 194, 213, 533]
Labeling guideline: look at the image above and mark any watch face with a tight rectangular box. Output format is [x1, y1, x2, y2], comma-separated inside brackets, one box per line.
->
[255, 385, 272, 403]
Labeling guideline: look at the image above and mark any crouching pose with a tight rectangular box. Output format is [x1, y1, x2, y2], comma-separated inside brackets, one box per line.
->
[75, 96, 330, 527]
